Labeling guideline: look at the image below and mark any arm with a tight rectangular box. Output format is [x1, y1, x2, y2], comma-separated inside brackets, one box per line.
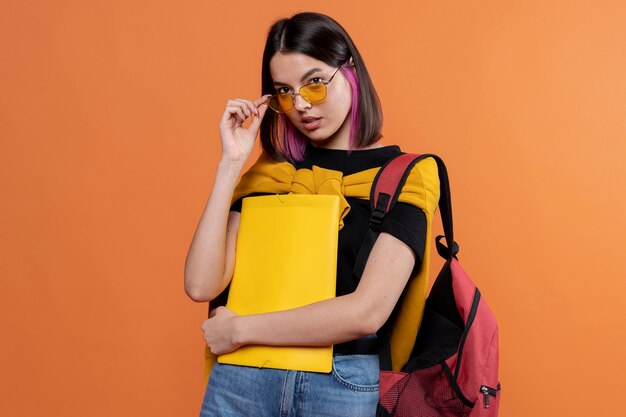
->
[184, 94, 271, 302]
[202, 232, 416, 355]
[183, 163, 242, 302]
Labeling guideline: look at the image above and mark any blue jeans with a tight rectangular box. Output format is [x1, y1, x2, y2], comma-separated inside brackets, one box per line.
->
[200, 354, 379, 417]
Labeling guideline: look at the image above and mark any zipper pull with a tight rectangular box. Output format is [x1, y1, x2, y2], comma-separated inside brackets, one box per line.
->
[480, 385, 491, 408]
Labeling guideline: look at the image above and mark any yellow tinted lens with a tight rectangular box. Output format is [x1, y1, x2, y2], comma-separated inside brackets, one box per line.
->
[266, 96, 283, 113]
[274, 94, 293, 112]
[301, 83, 326, 103]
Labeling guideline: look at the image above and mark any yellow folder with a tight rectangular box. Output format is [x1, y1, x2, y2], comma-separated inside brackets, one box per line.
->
[217, 194, 340, 373]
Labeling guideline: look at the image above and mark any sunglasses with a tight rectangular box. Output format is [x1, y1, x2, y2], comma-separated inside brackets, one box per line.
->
[264, 65, 343, 113]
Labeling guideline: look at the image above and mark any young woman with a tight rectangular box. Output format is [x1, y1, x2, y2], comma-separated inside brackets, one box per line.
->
[185, 12, 433, 417]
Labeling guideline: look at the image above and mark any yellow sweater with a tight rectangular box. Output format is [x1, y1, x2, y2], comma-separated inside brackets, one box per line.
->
[204, 151, 440, 383]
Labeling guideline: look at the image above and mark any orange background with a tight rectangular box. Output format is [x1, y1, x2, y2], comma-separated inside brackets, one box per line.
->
[1, 1, 625, 416]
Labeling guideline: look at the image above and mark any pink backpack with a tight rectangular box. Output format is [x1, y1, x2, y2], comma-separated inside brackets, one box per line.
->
[357, 154, 501, 417]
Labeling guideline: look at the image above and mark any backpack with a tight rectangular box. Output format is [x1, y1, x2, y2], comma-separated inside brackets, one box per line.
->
[355, 153, 501, 417]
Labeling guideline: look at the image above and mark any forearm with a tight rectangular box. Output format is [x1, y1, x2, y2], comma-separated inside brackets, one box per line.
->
[203, 233, 416, 355]
[232, 292, 379, 347]
[184, 159, 244, 301]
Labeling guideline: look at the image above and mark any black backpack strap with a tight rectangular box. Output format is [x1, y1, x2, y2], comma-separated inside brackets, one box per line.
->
[353, 153, 458, 280]
[426, 154, 459, 260]
[354, 153, 418, 278]
[353, 153, 459, 372]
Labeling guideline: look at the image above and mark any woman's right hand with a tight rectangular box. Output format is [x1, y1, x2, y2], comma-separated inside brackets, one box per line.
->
[219, 94, 272, 163]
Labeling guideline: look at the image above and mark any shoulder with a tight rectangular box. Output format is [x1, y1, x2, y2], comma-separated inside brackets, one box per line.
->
[382, 153, 440, 216]
[232, 152, 296, 204]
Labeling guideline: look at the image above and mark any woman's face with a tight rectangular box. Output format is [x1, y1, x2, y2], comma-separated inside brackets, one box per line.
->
[269, 52, 353, 149]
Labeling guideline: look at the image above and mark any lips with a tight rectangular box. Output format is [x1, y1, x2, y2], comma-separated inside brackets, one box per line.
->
[302, 116, 322, 130]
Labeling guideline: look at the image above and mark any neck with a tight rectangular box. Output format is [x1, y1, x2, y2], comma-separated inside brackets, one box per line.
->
[309, 141, 384, 151]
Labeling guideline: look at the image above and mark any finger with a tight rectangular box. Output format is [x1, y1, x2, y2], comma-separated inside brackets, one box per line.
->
[231, 100, 251, 117]
[233, 98, 257, 116]
[222, 100, 250, 122]
[226, 99, 252, 107]
[221, 105, 245, 125]
[255, 94, 273, 104]
[224, 105, 246, 122]
[248, 102, 269, 131]
[254, 94, 272, 109]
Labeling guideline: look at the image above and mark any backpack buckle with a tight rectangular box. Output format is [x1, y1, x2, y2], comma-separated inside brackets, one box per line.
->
[370, 193, 390, 231]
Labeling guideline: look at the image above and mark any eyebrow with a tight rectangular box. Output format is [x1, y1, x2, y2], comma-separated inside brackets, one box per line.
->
[273, 68, 323, 87]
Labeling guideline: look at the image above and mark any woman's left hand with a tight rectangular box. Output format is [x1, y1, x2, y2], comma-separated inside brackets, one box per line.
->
[201, 306, 241, 355]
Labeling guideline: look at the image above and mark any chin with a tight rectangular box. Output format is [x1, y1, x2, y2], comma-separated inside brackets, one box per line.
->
[306, 133, 334, 145]
[296, 123, 345, 148]
[298, 127, 326, 141]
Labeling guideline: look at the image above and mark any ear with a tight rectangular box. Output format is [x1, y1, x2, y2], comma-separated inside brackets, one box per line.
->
[349, 56, 355, 67]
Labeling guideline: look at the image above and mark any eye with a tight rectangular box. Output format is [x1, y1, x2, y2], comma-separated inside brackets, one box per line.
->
[308, 77, 324, 85]
[276, 87, 291, 94]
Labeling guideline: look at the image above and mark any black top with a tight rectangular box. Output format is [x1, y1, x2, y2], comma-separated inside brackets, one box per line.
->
[224, 143, 427, 354]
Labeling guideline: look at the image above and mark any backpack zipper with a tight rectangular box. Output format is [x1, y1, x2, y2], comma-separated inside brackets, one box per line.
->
[480, 384, 499, 408]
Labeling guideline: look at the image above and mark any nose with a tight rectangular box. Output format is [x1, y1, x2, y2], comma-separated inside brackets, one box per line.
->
[293, 93, 311, 111]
